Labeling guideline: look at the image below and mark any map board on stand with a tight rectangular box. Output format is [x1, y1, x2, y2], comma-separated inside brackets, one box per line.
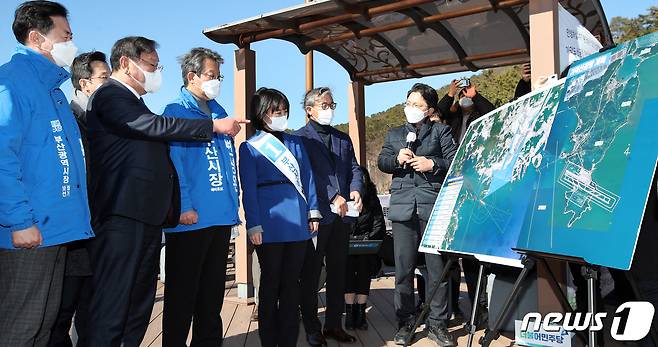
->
[419, 32, 658, 270]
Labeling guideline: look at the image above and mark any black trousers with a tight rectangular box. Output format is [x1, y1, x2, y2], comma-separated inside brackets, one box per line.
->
[301, 218, 350, 332]
[0, 246, 66, 347]
[48, 275, 91, 347]
[256, 240, 306, 347]
[162, 226, 231, 347]
[393, 215, 450, 328]
[345, 254, 376, 296]
[84, 216, 161, 347]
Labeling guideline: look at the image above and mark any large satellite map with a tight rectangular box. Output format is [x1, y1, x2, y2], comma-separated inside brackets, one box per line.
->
[419, 32, 658, 270]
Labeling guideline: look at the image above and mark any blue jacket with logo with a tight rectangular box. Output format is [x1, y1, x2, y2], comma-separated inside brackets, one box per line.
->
[0, 45, 93, 249]
[163, 87, 240, 232]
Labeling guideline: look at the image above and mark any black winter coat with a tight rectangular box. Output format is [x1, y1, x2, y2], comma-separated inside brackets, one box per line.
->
[377, 120, 458, 222]
[437, 93, 495, 145]
[350, 190, 386, 241]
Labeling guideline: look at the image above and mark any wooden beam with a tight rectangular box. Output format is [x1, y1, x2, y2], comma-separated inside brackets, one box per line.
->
[304, 0, 529, 48]
[354, 48, 528, 78]
[238, 0, 439, 46]
[233, 46, 256, 301]
[355, 57, 529, 85]
[529, 0, 565, 315]
[305, 0, 314, 124]
[347, 81, 366, 165]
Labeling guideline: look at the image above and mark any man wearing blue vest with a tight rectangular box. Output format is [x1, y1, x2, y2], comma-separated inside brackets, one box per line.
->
[0, 2, 93, 346]
[161, 47, 241, 347]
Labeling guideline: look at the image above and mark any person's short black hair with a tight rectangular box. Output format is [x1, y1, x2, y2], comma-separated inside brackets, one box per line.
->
[71, 51, 107, 90]
[110, 36, 158, 72]
[406, 83, 438, 111]
[249, 87, 290, 131]
[13, 1, 68, 44]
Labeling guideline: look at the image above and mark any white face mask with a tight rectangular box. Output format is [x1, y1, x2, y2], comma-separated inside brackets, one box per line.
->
[267, 114, 288, 132]
[316, 108, 334, 125]
[40, 34, 78, 67]
[404, 106, 427, 124]
[129, 59, 162, 93]
[201, 79, 221, 100]
[459, 97, 474, 109]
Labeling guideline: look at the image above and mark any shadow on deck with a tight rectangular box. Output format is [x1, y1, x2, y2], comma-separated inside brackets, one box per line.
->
[139, 274, 514, 347]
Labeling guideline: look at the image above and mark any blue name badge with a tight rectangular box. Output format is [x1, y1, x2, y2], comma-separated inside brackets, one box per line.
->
[260, 138, 288, 162]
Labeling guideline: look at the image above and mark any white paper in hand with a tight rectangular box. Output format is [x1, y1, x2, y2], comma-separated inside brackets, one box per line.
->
[330, 201, 360, 217]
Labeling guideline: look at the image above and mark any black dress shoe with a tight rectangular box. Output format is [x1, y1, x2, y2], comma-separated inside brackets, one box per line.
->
[426, 325, 456, 347]
[394, 321, 415, 345]
[306, 331, 327, 346]
[323, 328, 357, 343]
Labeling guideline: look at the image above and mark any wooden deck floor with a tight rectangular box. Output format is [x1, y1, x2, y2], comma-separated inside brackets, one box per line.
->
[139, 273, 514, 347]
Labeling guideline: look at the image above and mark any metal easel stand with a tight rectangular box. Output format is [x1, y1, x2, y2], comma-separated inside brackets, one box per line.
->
[582, 265, 599, 347]
[479, 256, 535, 347]
[480, 254, 588, 347]
[466, 263, 487, 347]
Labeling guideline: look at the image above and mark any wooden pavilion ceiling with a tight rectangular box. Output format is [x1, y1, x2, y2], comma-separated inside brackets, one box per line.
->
[204, 0, 612, 85]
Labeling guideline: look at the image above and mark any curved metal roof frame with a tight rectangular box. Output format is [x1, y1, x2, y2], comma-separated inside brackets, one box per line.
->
[203, 0, 613, 85]
[397, 7, 480, 71]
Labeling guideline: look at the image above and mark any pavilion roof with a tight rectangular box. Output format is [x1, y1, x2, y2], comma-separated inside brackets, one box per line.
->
[204, 0, 612, 85]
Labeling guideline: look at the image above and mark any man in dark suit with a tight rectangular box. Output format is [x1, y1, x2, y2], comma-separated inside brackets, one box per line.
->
[295, 87, 363, 346]
[83, 36, 247, 347]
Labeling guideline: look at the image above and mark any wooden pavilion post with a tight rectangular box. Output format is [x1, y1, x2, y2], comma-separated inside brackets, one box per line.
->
[305, 52, 314, 92]
[305, 0, 314, 92]
[530, 0, 560, 86]
[347, 80, 366, 164]
[529, 0, 566, 314]
[233, 46, 256, 301]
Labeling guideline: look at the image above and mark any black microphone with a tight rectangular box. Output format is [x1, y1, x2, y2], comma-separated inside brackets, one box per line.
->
[403, 131, 417, 169]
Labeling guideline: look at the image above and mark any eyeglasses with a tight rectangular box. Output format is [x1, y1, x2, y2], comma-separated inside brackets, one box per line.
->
[139, 58, 164, 72]
[318, 102, 337, 110]
[405, 102, 428, 110]
[195, 71, 224, 82]
[89, 75, 109, 81]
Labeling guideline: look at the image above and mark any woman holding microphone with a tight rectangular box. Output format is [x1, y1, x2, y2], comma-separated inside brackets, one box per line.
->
[239, 87, 321, 347]
[378, 83, 458, 346]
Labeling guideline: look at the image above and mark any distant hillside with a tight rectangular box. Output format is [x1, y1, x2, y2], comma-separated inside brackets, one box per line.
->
[336, 65, 524, 193]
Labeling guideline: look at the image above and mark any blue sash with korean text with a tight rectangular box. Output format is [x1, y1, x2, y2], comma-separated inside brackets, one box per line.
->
[247, 131, 306, 202]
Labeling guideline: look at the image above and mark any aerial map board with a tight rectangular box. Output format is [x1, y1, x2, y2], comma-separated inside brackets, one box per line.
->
[419, 32, 658, 270]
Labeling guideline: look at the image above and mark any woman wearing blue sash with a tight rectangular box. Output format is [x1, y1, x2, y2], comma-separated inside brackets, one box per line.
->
[239, 87, 321, 347]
